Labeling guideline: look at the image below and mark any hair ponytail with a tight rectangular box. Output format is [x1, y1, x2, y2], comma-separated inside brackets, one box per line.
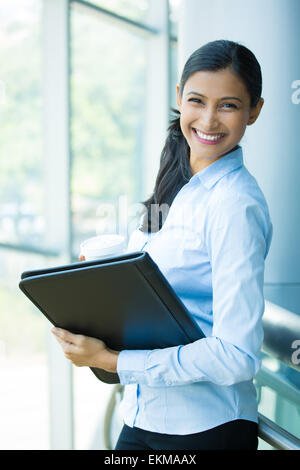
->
[139, 108, 192, 232]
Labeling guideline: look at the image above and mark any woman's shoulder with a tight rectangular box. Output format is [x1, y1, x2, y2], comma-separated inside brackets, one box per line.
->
[205, 166, 272, 236]
[212, 164, 270, 210]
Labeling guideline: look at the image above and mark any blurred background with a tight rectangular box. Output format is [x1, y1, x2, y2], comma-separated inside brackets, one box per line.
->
[0, 0, 299, 450]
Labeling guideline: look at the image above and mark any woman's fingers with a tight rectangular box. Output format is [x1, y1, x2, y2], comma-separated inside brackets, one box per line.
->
[51, 329, 80, 361]
[52, 335, 74, 358]
[52, 327, 72, 341]
[50, 327, 113, 369]
[51, 327, 82, 346]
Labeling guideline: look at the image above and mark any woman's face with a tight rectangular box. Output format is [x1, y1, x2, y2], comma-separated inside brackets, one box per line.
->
[176, 68, 264, 174]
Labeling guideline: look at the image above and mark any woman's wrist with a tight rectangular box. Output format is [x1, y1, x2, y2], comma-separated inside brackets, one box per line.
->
[99, 348, 120, 373]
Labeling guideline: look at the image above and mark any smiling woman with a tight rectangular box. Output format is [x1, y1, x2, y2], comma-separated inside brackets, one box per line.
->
[176, 68, 264, 174]
[52, 39, 274, 450]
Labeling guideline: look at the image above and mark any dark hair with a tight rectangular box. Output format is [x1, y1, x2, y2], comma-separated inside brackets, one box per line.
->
[139, 39, 262, 232]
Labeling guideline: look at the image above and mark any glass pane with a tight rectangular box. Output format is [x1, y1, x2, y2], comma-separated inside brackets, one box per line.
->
[170, 42, 179, 113]
[70, 5, 147, 256]
[0, 0, 44, 249]
[169, 0, 181, 37]
[84, 0, 149, 23]
[0, 248, 51, 450]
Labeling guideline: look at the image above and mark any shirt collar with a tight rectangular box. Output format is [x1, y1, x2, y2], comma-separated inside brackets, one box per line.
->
[194, 145, 244, 190]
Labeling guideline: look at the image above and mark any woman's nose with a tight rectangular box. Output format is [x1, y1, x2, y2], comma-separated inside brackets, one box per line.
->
[198, 107, 219, 131]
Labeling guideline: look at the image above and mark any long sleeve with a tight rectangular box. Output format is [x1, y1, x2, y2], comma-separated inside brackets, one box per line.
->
[117, 193, 273, 388]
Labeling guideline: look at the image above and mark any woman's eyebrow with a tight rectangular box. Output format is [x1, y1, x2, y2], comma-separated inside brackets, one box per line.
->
[186, 91, 242, 102]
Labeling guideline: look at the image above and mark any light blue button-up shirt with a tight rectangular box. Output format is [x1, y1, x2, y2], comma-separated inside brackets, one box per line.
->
[117, 145, 273, 435]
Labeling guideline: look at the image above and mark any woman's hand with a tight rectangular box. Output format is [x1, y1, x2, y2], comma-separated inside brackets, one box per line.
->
[51, 328, 119, 372]
[51, 254, 119, 372]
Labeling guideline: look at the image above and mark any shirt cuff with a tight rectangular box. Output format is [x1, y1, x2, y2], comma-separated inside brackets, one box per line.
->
[117, 349, 150, 385]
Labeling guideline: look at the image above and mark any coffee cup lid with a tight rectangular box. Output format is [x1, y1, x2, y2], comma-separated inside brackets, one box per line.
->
[80, 234, 126, 258]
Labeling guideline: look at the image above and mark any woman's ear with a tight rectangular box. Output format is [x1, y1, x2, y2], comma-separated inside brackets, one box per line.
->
[176, 84, 182, 110]
[247, 97, 264, 125]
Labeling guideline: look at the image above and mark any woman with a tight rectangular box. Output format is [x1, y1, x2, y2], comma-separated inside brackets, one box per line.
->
[52, 39, 273, 450]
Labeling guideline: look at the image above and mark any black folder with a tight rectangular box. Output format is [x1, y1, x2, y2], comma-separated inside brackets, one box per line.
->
[19, 251, 205, 384]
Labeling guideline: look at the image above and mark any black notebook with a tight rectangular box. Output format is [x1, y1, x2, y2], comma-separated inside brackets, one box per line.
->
[19, 251, 205, 384]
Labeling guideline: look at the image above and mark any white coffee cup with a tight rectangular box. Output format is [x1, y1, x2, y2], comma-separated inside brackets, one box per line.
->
[80, 234, 127, 261]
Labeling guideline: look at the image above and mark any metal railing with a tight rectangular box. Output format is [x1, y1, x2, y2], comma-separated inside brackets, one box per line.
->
[255, 364, 300, 449]
[262, 301, 300, 373]
[258, 412, 300, 450]
[255, 365, 300, 407]
[254, 301, 300, 449]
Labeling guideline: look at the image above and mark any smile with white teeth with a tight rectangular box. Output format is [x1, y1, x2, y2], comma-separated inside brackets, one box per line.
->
[194, 129, 225, 141]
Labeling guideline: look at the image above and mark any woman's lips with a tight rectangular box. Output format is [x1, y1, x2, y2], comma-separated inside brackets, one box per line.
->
[192, 128, 226, 145]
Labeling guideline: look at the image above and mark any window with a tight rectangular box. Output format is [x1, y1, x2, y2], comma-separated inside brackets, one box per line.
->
[0, 0, 44, 250]
[0, 248, 50, 449]
[82, 0, 150, 23]
[70, 4, 148, 255]
[0, 0, 179, 450]
[0, 0, 51, 450]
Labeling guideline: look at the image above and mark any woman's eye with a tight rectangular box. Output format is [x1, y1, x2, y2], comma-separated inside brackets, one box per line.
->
[187, 98, 238, 109]
[188, 98, 203, 104]
[221, 103, 238, 109]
